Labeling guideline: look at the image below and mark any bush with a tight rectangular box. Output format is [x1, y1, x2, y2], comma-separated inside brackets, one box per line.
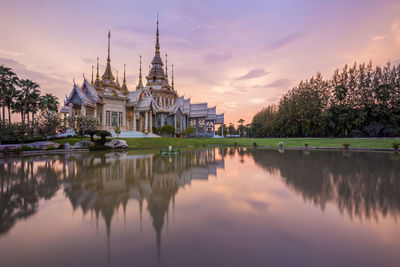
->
[342, 143, 350, 149]
[304, 143, 309, 147]
[160, 125, 175, 136]
[184, 126, 195, 137]
[392, 142, 399, 150]
[114, 126, 121, 137]
[253, 142, 257, 147]
[278, 142, 284, 147]
[20, 145, 32, 151]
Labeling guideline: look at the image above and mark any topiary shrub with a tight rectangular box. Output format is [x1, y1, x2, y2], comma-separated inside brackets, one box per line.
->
[114, 126, 121, 137]
[160, 125, 175, 136]
[392, 142, 399, 150]
[304, 142, 309, 148]
[342, 143, 350, 149]
[96, 130, 112, 144]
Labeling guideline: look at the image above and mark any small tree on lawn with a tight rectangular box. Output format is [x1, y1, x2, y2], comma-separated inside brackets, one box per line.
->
[84, 116, 99, 141]
[160, 125, 175, 136]
[114, 126, 121, 137]
[37, 111, 62, 139]
[185, 126, 195, 137]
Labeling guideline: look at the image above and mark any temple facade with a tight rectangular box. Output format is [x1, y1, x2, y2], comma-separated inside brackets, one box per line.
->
[60, 20, 224, 137]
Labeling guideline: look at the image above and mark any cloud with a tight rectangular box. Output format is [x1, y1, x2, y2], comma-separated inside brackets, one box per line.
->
[203, 51, 233, 63]
[0, 57, 70, 96]
[235, 68, 269, 80]
[265, 79, 294, 89]
[265, 32, 305, 51]
[249, 98, 266, 104]
[0, 48, 24, 57]
[371, 35, 386, 41]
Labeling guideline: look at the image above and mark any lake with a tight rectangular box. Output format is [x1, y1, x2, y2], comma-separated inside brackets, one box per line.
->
[0, 148, 399, 267]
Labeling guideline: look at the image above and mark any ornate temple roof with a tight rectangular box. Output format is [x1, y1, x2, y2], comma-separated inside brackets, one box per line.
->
[101, 31, 121, 93]
[206, 107, 216, 120]
[189, 103, 208, 118]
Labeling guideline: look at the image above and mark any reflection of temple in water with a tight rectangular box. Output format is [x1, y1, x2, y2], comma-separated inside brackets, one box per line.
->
[61, 149, 225, 263]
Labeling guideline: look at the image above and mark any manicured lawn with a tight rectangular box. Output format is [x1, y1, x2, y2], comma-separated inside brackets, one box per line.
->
[54, 137, 400, 149]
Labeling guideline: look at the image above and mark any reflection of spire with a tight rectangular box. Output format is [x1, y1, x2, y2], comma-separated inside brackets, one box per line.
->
[139, 199, 143, 233]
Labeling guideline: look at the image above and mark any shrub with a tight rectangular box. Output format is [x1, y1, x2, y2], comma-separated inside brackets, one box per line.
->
[304, 143, 309, 147]
[20, 145, 32, 151]
[392, 142, 399, 150]
[278, 142, 284, 147]
[37, 111, 63, 139]
[114, 126, 121, 137]
[160, 125, 175, 136]
[185, 126, 195, 137]
[96, 130, 112, 144]
[342, 143, 350, 149]
[253, 142, 257, 147]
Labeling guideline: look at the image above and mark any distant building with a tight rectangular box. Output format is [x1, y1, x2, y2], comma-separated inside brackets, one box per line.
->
[60, 20, 224, 136]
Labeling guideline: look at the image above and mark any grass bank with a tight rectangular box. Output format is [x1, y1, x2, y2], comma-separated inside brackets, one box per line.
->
[53, 137, 400, 150]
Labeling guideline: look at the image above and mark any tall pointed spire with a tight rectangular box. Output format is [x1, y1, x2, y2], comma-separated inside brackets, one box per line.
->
[91, 65, 94, 84]
[137, 55, 143, 90]
[116, 70, 120, 87]
[107, 30, 111, 61]
[101, 30, 117, 90]
[171, 64, 175, 91]
[165, 54, 168, 79]
[94, 57, 101, 89]
[121, 63, 128, 93]
[155, 13, 160, 55]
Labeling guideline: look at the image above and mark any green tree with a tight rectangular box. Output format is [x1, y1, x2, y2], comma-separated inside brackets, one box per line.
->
[39, 93, 59, 113]
[0, 65, 18, 126]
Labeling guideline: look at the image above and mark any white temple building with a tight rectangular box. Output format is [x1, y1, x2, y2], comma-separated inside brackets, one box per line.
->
[60, 20, 224, 137]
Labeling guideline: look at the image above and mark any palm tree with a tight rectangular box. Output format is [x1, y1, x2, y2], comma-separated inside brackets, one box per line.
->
[39, 93, 59, 113]
[5, 80, 19, 123]
[19, 79, 40, 124]
[0, 65, 18, 126]
[11, 94, 24, 122]
[29, 89, 40, 125]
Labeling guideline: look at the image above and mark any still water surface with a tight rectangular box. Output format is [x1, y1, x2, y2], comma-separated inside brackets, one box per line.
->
[0, 148, 399, 266]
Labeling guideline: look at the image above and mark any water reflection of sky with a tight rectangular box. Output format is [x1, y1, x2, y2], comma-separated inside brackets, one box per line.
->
[0, 149, 399, 267]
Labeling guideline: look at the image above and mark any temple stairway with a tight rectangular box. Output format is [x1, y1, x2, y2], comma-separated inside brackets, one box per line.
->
[111, 131, 160, 138]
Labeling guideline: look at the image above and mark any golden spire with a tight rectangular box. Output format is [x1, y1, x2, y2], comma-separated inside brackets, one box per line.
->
[123, 64, 126, 84]
[165, 54, 168, 79]
[155, 15, 160, 55]
[121, 63, 128, 93]
[96, 57, 100, 79]
[172, 64, 175, 91]
[107, 30, 111, 62]
[116, 70, 120, 87]
[91, 65, 94, 84]
[137, 55, 143, 89]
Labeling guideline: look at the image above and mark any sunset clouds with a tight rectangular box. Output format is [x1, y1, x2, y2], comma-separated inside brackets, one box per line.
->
[0, 0, 399, 124]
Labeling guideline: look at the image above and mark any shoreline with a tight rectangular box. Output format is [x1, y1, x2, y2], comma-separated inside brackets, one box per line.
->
[0, 144, 397, 157]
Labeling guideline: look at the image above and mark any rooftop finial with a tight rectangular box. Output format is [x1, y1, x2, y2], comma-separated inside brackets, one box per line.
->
[96, 57, 99, 79]
[165, 54, 168, 78]
[123, 64, 126, 83]
[155, 14, 160, 55]
[107, 30, 111, 61]
[137, 55, 143, 89]
[116, 70, 120, 87]
[172, 64, 175, 90]
[91, 65, 94, 84]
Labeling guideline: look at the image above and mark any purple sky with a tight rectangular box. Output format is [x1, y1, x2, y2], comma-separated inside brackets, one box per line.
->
[1, 0, 399, 124]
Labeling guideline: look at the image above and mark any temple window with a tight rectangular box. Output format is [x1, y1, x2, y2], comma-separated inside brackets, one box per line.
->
[111, 112, 118, 127]
[118, 112, 123, 126]
[106, 111, 110, 126]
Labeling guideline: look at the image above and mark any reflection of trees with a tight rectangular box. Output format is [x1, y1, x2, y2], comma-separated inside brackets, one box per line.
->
[249, 149, 400, 221]
[0, 149, 224, 264]
[0, 157, 64, 234]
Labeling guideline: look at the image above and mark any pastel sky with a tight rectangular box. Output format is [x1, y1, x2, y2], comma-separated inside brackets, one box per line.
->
[1, 0, 399, 125]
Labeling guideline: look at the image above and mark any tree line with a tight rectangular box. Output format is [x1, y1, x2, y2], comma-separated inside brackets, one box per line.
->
[251, 61, 400, 137]
[0, 65, 61, 143]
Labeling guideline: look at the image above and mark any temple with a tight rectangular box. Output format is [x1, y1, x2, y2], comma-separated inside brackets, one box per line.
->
[60, 20, 224, 137]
